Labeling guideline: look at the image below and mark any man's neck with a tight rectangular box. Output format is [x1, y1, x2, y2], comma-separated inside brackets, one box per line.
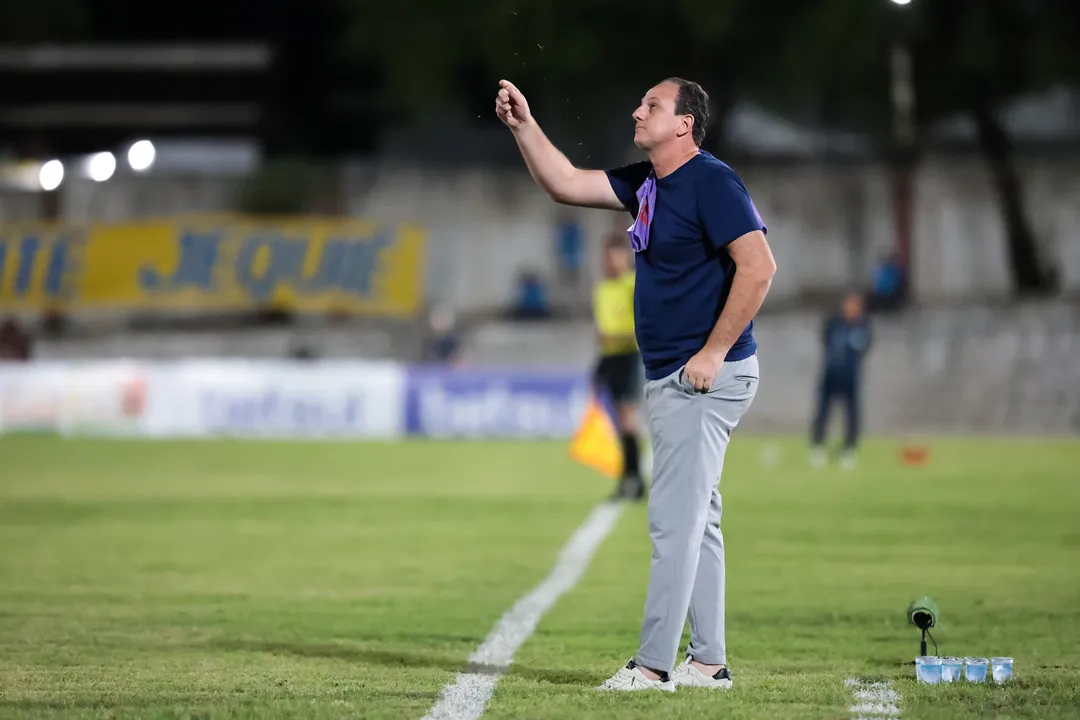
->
[648, 142, 700, 178]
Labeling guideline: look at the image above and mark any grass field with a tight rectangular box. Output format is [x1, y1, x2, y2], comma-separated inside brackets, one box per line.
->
[1, 433, 1079, 719]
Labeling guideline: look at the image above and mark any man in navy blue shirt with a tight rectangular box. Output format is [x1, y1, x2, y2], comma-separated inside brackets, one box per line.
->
[497, 77, 777, 692]
[810, 291, 872, 469]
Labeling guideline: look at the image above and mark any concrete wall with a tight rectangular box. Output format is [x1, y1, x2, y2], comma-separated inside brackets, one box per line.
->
[913, 157, 1080, 301]
[459, 302, 1080, 436]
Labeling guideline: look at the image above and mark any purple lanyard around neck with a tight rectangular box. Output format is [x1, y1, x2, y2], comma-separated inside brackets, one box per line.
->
[628, 151, 704, 252]
[627, 173, 657, 253]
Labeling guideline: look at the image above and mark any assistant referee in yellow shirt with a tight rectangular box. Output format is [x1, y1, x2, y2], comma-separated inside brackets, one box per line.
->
[593, 235, 646, 501]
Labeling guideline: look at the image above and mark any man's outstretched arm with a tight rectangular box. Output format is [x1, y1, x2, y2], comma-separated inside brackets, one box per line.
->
[497, 80, 626, 211]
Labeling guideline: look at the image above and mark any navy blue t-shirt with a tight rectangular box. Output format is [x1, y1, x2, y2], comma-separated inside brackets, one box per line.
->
[606, 151, 767, 381]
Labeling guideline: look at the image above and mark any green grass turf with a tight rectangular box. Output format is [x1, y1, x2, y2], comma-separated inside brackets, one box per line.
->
[1, 434, 1078, 719]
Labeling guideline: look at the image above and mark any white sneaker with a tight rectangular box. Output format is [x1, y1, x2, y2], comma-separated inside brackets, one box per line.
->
[596, 660, 676, 693]
[840, 451, 857, 470]
[810, 447, 828, 468]
[670, 657, 734, 689]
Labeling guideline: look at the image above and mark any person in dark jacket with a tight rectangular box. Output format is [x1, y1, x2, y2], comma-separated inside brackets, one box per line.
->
[810, 292, 872, 469]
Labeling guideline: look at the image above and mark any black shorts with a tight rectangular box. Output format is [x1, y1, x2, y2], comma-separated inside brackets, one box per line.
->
[594, 351, 644, 404]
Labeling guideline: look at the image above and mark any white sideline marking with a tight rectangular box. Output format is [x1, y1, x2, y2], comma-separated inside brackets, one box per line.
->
[421, 501, 625, 720]
[845, 678, 901, 719]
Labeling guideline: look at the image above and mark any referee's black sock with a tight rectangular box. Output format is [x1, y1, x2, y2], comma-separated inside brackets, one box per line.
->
[620, 432, 641, 478]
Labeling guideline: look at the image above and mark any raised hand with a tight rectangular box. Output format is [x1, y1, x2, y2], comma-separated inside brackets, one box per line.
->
[495, 79, 532, 129]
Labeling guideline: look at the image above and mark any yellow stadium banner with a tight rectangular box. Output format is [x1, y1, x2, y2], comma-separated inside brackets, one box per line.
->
[0, 216, 426, 317]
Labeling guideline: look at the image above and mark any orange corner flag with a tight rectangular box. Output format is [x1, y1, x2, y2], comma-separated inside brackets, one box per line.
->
[569, 391, 623, 480]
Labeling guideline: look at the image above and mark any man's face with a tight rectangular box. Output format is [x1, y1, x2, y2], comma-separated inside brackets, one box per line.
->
[429, 306, 454, 333]
[842, 293, 863, 320]
[632, 82, 691, 151]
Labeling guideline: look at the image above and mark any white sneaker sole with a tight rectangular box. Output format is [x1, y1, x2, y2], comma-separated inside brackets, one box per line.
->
[597, 683, 676, 693]
[674, 678, 733, 690]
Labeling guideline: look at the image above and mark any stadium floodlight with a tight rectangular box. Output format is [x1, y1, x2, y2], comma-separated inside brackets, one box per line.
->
[127, 140, 155, 171]
[39, 160, 64, 191]
[88, 152, 116, 182]
[907, 597, 940, 657]
[890, 0, 912, 5]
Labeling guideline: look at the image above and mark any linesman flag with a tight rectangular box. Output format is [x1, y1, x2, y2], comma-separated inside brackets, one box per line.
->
[569, 386, 622, 479]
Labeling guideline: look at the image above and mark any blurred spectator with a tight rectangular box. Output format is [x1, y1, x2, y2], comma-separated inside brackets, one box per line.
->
[41, 310, 68, 337]
[866, 251, 906, 312]
[810, 292, 872, 469]
[508, 270, 551, 321]
[0, 317, 33, 361]
[553, 212, 585, 287]
[290, 344, 319, 360]
[424, 305, 462, 365]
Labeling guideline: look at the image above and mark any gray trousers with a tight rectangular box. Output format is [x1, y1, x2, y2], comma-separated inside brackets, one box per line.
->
[635, 355, 759, 673]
